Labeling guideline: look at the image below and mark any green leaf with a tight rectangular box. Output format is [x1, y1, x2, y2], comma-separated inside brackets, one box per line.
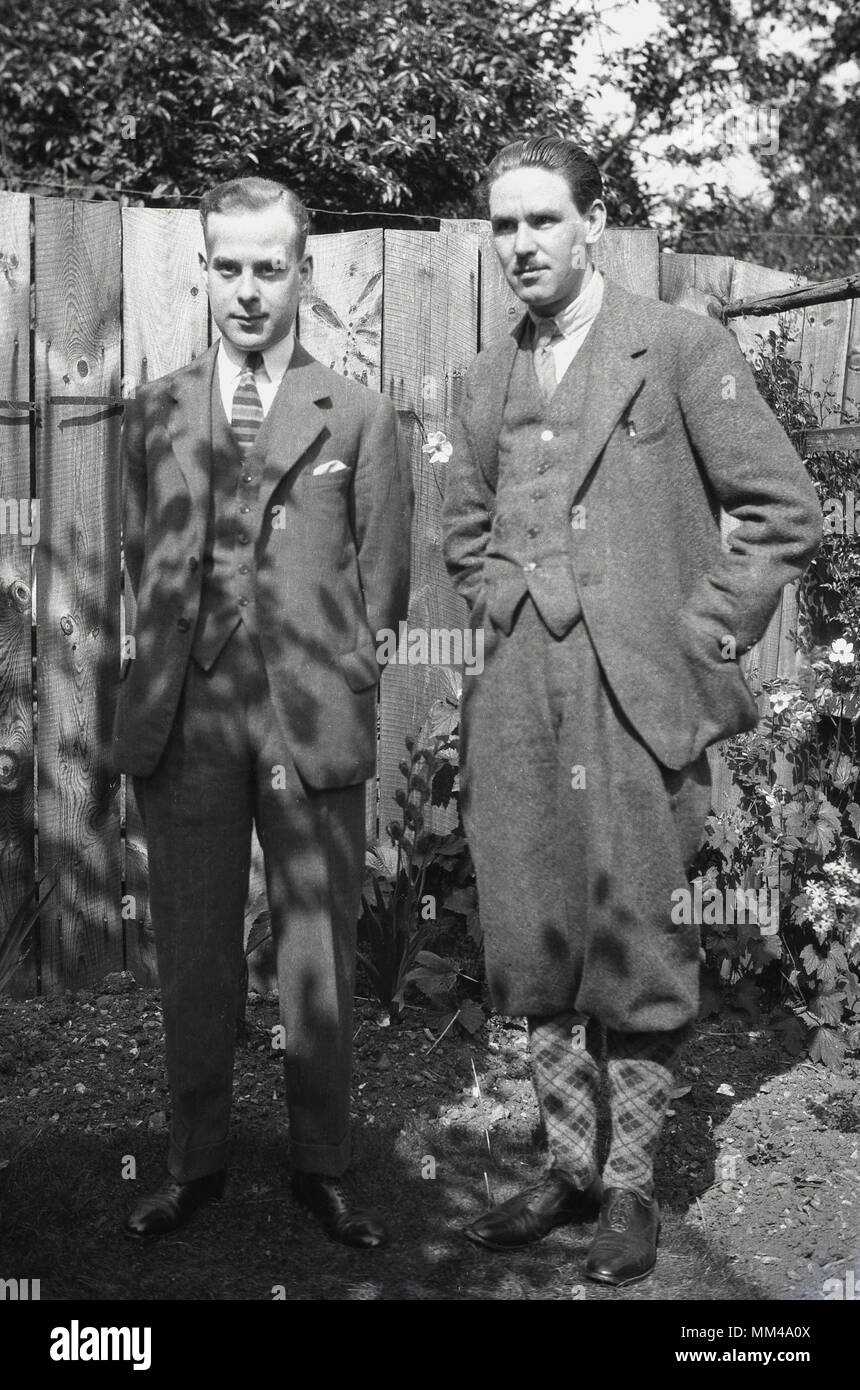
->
[456, 999, 485, 1035]
[808, 1026, 845, 1072]
[444, 886, 477, 916]
[406, 967, 457, 997]
[809, 991, 845, 1027]
[800, 943, 825, 978]
[807, 799, 842, 855]
[413, 950, 453, 971]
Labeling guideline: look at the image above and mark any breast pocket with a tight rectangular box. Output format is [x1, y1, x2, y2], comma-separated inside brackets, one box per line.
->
[622, 409, 669, 447]
[310, 469, 352, 489]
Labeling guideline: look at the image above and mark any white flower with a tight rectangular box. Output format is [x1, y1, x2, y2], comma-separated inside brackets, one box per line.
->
[769, 684, 799, 714]
[828, 638, 854, 665]
[811, 913, 836, 945]
[422, 431, 453, 465]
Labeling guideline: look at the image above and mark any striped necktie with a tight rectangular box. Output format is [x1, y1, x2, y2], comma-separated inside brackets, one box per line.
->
[230, 350, 264, 453]
[533, 317, 563, 399]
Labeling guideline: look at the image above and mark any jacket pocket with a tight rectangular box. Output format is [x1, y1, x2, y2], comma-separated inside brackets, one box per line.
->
[337, 642, 381, 692]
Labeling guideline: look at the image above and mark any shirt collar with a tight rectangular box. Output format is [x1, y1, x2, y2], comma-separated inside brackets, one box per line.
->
[528, 265, 604, 340]
[217, 328, 296, 386]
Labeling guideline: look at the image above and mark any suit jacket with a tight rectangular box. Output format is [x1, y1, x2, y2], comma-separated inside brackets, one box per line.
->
[443, 276, 822, 771]
[112, 339, 412, 788]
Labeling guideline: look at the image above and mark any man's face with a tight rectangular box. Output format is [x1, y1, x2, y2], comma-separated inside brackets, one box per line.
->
[488, 167, 606, 316]
[199, 203, 311, 352]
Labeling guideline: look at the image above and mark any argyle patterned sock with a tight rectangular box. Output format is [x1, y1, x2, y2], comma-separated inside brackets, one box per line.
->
[528, 1012, 601, 1188]
[603, 1026, 690, 1199]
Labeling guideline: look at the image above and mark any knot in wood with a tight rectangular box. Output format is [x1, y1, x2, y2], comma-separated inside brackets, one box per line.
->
[0, 747, 22, 791]
[6, 578, 30, 613]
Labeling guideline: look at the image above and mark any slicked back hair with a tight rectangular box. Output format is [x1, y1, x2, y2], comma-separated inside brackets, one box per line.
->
[200, 177, 310, 257]
[485, 137, 604, 215]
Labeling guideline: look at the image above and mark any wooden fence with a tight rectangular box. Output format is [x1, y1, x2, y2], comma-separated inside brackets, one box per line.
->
[0, 193, 857, 993]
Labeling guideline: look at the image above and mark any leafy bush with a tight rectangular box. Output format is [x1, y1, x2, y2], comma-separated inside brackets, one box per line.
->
[358, 668, 481, 1027]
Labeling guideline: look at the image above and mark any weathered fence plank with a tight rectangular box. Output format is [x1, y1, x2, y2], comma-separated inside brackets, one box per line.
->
[440, 217, 520, 349]
[34, 199, 123, 992]
[122, 208, 209, 388]
[841, 299, 860, 422]
[660, 251, 735, 316]
[0, 192, 36, 991]
[728, 260, 805, 366]
[379, 229, 479, 832]
[120, 208, 209, 979]
[595, 228, 660, 298]
[299, 230, 385, 842]
[795, 297, 853, 429]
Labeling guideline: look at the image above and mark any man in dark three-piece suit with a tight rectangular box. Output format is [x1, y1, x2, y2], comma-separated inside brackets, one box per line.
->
[443, 138, 821, 1284]
[113, 178, 411, 1246]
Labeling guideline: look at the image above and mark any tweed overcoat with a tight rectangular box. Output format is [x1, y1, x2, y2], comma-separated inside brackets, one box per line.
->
[112, 340, 412, 788]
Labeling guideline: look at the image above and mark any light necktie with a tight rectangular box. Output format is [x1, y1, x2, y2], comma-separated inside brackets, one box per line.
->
[533, 317, 564, 399]
[230, 350, 264, 453]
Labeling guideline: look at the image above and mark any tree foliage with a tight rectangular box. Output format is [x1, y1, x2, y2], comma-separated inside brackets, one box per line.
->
[0, 0, 857, 272]
[0, 0, 590, 215]
[613, 0, 860, 275]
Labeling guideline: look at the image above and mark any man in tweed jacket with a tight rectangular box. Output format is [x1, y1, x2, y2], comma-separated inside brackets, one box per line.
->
[442, 137, 821, 1285]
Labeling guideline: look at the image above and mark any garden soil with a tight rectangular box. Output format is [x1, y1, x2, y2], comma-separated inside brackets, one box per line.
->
[1, 973, 858, 1301]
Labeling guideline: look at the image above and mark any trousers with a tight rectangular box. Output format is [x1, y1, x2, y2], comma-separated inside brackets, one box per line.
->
[136, 622, 365, 1181]
[461, 595, 712, 1029]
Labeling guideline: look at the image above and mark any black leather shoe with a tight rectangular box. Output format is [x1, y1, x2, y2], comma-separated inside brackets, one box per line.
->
[124, 1171, 226, 1239]
[291, 1172, 389, 1249]
[585, 1186, 660, 1285]
[463, 1170, 603, 1250]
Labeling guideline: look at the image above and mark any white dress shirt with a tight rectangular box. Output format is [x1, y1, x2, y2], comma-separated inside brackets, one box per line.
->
[529, 265, 605, 384]
[216, 329, 296, 421]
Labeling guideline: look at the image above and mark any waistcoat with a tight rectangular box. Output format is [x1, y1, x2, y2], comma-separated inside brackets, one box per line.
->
[191, 375, 263, 669]
[486, 325, 600, 637]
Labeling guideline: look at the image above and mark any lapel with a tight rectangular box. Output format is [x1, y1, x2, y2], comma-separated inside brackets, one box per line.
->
[164, 343, 219, 521]
[548, 276, 650, 504]
[469, 276, 653, 496]
[257, 340, 334, 511]
[467, 332, 520, 491]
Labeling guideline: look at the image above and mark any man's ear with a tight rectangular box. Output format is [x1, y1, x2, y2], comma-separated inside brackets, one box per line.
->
[300, 253, 313, 288]
[198, 250, 209, 286]
[585, 200, 607, 245]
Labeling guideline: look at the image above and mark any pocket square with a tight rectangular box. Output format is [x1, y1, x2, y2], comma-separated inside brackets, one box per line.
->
[313, 459, 349, 475]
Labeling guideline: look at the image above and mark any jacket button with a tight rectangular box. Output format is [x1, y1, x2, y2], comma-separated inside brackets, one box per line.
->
[176, 618, 191, 632]
[237, 533, 249, 544]
[527, 526, 540, 539]
[540, 429, 554, 442]
[237, 597, 249, 607]
[188, 557, 199, 572]
[536, 462, 550, 474]
[238, 564, 250, 575]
